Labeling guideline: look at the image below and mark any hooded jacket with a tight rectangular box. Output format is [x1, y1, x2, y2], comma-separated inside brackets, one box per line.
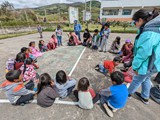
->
[133, 15, 160, 75]
[1, 80, 34, 104]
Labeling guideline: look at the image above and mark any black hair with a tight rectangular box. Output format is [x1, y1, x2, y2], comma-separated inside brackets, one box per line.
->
[85, 28, 89, 33]
[23, 58, 33, 74]
[21, 47, 28, 53]
[29, 41, 35, 47]
[77, 77, 90, 91]
[115, 36, 121, 45]
[104, 22, 110, 28]
[110, 71, 124, 85]
[51, 34, 55, 38]
[6, 70, 21, 82]
[37, 73, 52, 94]
[15, 52, 26, 62]
[94, 29, 99, 33]
[56, 70, 67, 84]
[133, 9, 159, 39]
[113, 57, 121, 62]
[39, 40, 44, 44]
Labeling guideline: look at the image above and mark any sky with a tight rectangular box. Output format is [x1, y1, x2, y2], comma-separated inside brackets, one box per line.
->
[0, 0, 98, 8]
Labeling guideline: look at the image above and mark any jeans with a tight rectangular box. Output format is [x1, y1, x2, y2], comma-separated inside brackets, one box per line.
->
[57, 36, 62, 46]
[16, 82, 35, 105]
[100, 38, 108, 52]
[75, 31, 81, 41]
[128, 73, 152, 99]
[67, 85, 75, 96]
[99, 64, 108, 74]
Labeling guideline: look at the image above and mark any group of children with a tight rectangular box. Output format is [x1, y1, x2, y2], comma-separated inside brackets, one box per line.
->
[1, 24, 136, 118]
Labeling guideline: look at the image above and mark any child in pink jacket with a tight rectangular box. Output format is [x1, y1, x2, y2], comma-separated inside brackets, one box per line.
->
[29, 41, 42, 58]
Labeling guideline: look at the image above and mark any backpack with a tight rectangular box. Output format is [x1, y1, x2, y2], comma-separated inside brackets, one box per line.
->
[150, 85, 160, 104]
[5, 58, 15, 73]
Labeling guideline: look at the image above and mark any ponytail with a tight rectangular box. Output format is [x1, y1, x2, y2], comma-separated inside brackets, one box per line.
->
[23, 58, 33, 74]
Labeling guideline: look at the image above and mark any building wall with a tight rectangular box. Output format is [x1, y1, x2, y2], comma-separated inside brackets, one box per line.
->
[100, 0, 160, 22]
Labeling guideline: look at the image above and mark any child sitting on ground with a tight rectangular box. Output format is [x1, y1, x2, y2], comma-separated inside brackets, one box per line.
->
[0, 70, 35, 105]
[20, 58, 39, 83]
[39, 40, 48, 52]
[37, 73, 59, 107]
[14, 52, 26, 70]
[29, 41, 42, 58]
[68, 33, 76, 46]
[20, 47, 39, 69]
[100, 71, 128, 117]
[54, 70, 76, 98]
[95, 57, 121, 75]
[68, 32, 82, 46]
[108, 36, 121, 54]
[92, 29, 101, 50]
[47, 34, 58, 50]
[83, 29, 91, 46]
[122, 67, 134, 83]
[74, 77, 99, 109]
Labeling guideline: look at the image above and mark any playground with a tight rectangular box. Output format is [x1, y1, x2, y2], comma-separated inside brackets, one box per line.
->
[0, 32, 159, 120]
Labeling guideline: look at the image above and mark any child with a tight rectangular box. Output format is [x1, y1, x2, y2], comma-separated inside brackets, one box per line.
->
[100, 71, 128, 117]
[99, 23, 111, 53]
[37, 73, 59, 107]
[0, 70, 35, 105]
[68, 32, 82, 46]
[39, 40, 48, 52]
[15, 52, 26, 70]
[83, 29, 91, 46]
[108, 36, 121, 54]
[122, 67, 134, 83]
[55, 25, 63, 46]
[68, 35, 76, 46]
[20, 58, 38, 83]
[54, 70, 76, 98]
[120, 40, 133, 63]
[21, 47, 29, 58]
[74, 77, 99, 109]
[47, 34, 58, 50]
[95, 57, 121, 75]
[92, 29, 101, 50]
[29, 41, 42, 58]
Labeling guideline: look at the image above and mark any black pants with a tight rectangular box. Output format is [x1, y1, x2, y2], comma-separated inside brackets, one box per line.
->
[74, 90, 100, 104]
[16, 81, 34, 105]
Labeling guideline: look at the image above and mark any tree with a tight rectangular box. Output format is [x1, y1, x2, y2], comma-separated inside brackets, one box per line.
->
[0, 1, 14, 17]
[120, 22, 130, 31]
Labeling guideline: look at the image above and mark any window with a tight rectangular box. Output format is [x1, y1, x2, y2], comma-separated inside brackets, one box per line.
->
[102, 9, 119, 15]
[122, 9, 132, 15]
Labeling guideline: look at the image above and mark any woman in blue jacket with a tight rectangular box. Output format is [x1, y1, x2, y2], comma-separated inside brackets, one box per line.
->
[128, 9, 160, 104]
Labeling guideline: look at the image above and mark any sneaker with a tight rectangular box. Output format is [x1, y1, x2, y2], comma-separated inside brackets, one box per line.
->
[134, 92, 149, 105]
[128, 94, 132, 99]
[99, 50, 103, 52]
[103, 103, 113, 117]
[95, 64, 99, 68]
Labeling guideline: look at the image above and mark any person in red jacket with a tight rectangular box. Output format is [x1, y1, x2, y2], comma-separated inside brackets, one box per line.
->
[95, 57, 121, 75]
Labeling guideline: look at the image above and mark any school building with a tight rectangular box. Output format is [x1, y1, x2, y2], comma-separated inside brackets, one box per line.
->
[100, 0, 160, 22]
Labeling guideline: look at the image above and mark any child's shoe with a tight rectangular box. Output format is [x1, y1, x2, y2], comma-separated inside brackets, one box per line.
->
[134, 92, 149, 105]
[103, 103, 113, 117]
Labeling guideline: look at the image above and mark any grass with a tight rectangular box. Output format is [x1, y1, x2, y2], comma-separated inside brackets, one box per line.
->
[0, 31, 37, 40]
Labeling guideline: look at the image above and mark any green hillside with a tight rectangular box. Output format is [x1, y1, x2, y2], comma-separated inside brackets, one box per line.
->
[34, 1, 101, 22]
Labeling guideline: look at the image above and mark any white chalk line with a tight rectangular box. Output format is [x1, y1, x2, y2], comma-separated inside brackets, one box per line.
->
[0, 98, 100, 105]
[68, 47, 86, 76]
[0, 47, 86, 105]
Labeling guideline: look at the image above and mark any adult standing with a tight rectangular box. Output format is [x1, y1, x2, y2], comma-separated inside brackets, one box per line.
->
[37, 24, 43, 38]
[128, 9, 160, 104]
[74, 20, 82, 41]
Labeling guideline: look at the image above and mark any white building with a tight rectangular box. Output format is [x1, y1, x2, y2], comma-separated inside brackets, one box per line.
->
[100, 0, 160, 21]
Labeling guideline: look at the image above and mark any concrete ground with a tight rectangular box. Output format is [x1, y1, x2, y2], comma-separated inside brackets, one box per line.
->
[0, 32, 159, 120]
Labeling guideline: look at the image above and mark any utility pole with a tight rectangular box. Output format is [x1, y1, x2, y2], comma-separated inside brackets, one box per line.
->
[24, 10, 31, 31]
